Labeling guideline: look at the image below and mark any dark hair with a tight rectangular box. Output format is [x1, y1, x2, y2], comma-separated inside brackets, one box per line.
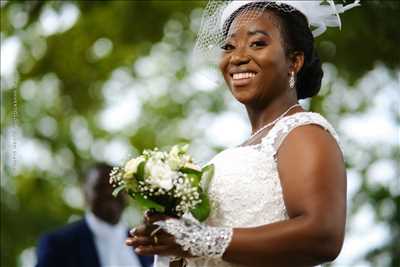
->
[223, 3, 323, 99]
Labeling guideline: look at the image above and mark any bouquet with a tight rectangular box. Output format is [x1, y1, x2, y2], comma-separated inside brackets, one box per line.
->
[109, 144, 214, 222]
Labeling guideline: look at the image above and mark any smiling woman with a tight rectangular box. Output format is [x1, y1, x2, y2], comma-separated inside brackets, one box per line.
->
[219, 7, 322, 107]
[220, 11, 297, 109]
[125, 1, 359, 267]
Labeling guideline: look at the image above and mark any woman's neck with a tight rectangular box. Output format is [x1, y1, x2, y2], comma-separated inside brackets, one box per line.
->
[245, 97, 303, 135]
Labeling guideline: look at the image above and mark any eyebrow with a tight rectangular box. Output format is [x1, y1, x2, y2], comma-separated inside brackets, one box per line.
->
[228, 30, 271, 39]
[248, 30, 270, 37]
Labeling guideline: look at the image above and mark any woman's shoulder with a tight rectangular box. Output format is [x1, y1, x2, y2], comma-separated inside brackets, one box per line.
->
[278, 111, 336, 129]
[262, 111, 342, 152]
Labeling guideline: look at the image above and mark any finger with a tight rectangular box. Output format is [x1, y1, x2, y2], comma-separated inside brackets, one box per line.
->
[149, 224, 163, 237]
[133, 224, 157, 236]
[126, 236, 153, 247]
[134, 244, 172, 256]
[129, 227, 136, 237]
[149, 226, 176, 241]
[132, 224, 147, 236]
[150, 234, 176, 246]
[127, 232, 176, 246]
[157, 233, 175, 242]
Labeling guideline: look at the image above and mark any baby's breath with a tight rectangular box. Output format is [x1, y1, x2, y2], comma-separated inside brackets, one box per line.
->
[109, 144, 212, 220]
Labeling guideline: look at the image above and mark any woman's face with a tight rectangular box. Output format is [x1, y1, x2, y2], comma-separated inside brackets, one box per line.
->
[219, 10, 291, 107]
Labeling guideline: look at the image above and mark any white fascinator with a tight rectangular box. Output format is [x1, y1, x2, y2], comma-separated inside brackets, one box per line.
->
[191, 0, 360, 69]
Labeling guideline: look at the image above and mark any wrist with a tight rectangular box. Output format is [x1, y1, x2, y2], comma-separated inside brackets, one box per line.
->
[155, 216, 233, 258]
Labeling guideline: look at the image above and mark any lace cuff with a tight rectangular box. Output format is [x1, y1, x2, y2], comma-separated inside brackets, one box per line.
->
[154, 215, 233, 258]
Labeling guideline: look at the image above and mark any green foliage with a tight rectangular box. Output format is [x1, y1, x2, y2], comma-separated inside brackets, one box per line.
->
[2, 172, 81, 267]
[136, 161, 146, 181]
[200, 164, 214, 191]
[134, 194, 166, 214]
[316, 0, 400, 83]
[186, 172, 201, 187]
[191, 191, 211, 222]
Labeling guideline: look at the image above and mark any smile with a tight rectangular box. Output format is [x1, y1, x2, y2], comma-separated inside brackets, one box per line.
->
[232, 72, 256, 80]
[230, 72, 257, 87]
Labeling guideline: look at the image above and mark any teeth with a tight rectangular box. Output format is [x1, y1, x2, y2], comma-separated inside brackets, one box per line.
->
[232, 72, 256, 80]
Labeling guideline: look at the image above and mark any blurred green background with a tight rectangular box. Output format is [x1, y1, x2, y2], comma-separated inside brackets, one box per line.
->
[1, 1, 399, 267]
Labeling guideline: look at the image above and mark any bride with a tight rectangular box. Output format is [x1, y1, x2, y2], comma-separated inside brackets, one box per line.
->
[126, 1, 359, 266]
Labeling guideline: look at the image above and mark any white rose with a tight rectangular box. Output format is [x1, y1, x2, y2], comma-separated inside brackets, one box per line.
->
[152, 151, 165, 161]
[169, 145, 180, 159]
[167, 154, 181, 170]
[124, 156, 145, 178]
[146, 160, 176, 191]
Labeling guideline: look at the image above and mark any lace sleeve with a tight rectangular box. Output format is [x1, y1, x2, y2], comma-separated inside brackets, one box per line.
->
[154, 214, 233, 259]
[261, 112, 342, 158]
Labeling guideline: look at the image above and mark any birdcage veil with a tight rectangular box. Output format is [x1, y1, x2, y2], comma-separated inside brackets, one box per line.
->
[189, 0, 360, 84]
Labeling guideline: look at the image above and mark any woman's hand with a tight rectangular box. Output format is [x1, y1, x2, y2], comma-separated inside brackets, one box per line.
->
[125, 211, 192, 258]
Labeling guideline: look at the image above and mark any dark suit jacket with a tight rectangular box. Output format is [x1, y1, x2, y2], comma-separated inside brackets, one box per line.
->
[36, 219, 153, 267]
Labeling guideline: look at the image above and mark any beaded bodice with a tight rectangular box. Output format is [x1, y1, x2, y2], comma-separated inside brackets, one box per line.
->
[156, 112, 340, 267]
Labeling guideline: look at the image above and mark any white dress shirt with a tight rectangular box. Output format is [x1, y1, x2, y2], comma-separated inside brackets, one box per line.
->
[85, 212, 143, 267]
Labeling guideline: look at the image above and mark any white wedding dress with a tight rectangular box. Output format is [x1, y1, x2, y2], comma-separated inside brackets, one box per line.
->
[155, 112, 340, 267]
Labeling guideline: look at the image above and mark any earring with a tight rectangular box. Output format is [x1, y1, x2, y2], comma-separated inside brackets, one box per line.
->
[289, 72, 296, 89]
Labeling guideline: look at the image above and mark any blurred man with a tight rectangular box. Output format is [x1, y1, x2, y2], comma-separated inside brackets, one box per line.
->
[36, 163, 153, 267]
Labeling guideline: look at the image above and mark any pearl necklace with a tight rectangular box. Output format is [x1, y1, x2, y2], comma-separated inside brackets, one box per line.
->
[248, 103, 301, 141]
